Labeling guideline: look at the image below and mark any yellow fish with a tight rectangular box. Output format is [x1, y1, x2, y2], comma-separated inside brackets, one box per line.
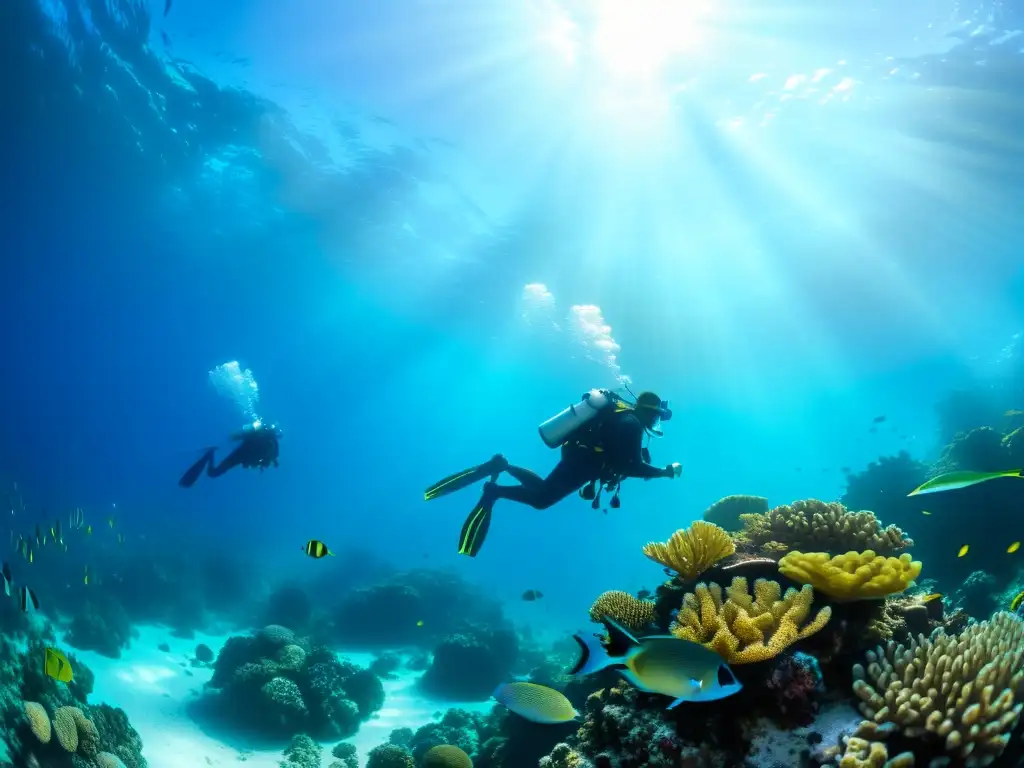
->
[908, 469, 1023, 496]
[958, 545, 969, 558]
[28, 549, 33, 564]
[86, 525, 92, 536]
[44, 647, 73, 683]
[303, 540, 333, 558]
[921, 593, 942, 603]
[116, 533, 125, 545]
[107, 517, 115, 529]
[416, 620, 424, 627]
[83, 566, 89, 586]
[1009, 542, 1021, 554]
[921, 510, 932, 516]
[493, 682, 580, 724]
[1011, 590, 1024, 613]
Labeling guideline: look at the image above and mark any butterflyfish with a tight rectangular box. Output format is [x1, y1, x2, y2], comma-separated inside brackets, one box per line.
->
[492, 682, 580, 724]
[571, 617, 742, 708]
[908, 469, 1023, 496]
[19, 585, 39, 613]
[1010, 542, 1021, 554]
[303, 540, 333, 558]
[44, 647, 73, 683]
[958, 545, 969, 558]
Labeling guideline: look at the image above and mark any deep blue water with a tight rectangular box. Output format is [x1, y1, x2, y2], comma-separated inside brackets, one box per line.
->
[1, 0, 1024, 629]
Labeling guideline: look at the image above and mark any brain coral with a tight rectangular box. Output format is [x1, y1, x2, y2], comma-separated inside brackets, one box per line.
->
[423, 744, 473, 768]
[96, 753, 128, 768]
[23, 701, 51, 744]
[587, 591, 655, 631]
[53, 706, 79, 752]
[259, 624, 296, 647]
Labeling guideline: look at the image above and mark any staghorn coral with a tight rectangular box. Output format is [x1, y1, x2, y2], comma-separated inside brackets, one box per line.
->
[23, 701, 50, 744]
[669, 577, 832, 664]
[777, 551, 922, 601]
[587, 591, 656, 631]
[735, 499, 911, 557]
[642, 521, 735, 579]
[850, 611, 1024, 765]
[701, 494, 769, 532]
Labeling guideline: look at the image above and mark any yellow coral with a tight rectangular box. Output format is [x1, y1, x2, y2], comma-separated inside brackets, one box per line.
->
[588, 590, 655, 631]
[778, 550, 922, 601]
[52, 706, 79, 752]
[669, 576, 831, 664]
[642, 521, 735, 580]
[23, 701, 50, 744]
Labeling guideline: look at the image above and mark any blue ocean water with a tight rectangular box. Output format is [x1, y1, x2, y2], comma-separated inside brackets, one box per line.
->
[2, 0, 1024, 765]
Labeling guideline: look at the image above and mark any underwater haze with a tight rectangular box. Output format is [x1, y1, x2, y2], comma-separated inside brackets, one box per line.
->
[3, 0, 1024, 766]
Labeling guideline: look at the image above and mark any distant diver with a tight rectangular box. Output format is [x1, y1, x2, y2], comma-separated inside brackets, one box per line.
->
[424, 389, 681, 557]
[179, 421, 282, 488]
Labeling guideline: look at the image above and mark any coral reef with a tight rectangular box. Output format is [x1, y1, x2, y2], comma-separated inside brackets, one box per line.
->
[735, 499, 912, 557]
[669, 577, 832, 663]
[194, 625, 384, 740]
[844, 612, 1024, 765]
[263, 584, 315, 636]
[280, 734, 321, 768]
[586, 591, 656, 631]
[701, 495, 769, 532]
[65, 595, 136, 658]
[366, 743, 415, 768]
[778, 551, 922, 601]
[840, 452, 929, 534]
[0, 631, 146, 768]
[933, 426, 1012, 474]
[420, 627, 518, 701]
[642, 521, 736, 580]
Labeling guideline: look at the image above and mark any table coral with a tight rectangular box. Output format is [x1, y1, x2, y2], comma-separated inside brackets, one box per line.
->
[735, 499, 911, 557]
[778, 551, 922, 601]
[669, 577, 832, 664]
[642, 521, 736, 580]
[849, 611, 1024, 765]
[587, 591, 655, 631]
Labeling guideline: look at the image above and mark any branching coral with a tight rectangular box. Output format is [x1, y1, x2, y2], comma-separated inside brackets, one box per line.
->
[669, 577, 832, 664]
[778, 551, 922, 601]
[587, 591, 655, 631]
[701, 495, 769, 532]
[735, 499, 911, 557]
[849, 611, 1024, 765]
[642, 521, 735, 579]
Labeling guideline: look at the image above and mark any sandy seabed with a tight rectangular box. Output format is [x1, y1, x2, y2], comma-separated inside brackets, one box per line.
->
[60, 625, 491, 768]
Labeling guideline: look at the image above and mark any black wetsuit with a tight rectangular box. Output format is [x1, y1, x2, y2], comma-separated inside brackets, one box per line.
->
[179, 427, 280, 487]
[487, 410, 669, 509]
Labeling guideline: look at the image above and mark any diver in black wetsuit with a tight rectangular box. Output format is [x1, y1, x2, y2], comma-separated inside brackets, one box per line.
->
[178, 422, 282, 488]
[424, 390, 681, 557]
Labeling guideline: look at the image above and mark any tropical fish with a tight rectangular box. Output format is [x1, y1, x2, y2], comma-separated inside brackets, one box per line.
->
[872, 415, 886, 424]
[18, 537, 29, 561]
[19, 585, 39, 613]
[44, 647, 73, 683]
[1, 561, 11, 597]
[83, 566, 89, 586]
[570, 617, 742, 708]
[522, 590, 543, 601]
[28, 548, 33, 564]
[35, 525, 44, 548]
[51, 519, 63, 546]
[907, 470, 1024, 496]
[921, 510, 932, 516]
[1011, 590, 1024, 614]
[107, 517, 115, 529]
[69, 508, 85, 530]
[416, 620, 424, 627]
[492, 682, 580, 724]
[303, 540, 333, 558]
[164, 0, 172, 17]
[921, 593, 942, 604]
[958, 545, 969, 558]
[1010, 542, 1021, 554]
[1005, 410, 1024, 418]
[637, 589, 652, 600]
[85, 525, 92, 536]
[116, 533, 126, 545]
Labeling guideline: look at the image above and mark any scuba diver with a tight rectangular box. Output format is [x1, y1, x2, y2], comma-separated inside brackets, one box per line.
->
[178, 421, 282, 488]
[424, 389, 681, 557]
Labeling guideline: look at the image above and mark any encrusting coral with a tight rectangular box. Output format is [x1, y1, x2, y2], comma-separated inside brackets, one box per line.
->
[642, 521, 735, 580]
[735, 499, 912, 557]
[778, 551, 922, 601]
[587, 591, 655, 631]
[669, 577, 832, 664]
[701, 494, 769, 532]
[847, 611, 1024, 766]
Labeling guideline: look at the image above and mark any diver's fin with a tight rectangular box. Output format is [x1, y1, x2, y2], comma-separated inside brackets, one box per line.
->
[179, 448, 215, 488]
[457, 501, 493, 557]
[426, 456, 504, 501]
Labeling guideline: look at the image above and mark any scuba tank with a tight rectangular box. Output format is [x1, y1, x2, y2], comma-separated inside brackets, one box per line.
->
[538, 389, 614, 449]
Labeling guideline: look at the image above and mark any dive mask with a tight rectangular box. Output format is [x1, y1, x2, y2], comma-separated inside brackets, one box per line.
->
[642, 399, 673, 437]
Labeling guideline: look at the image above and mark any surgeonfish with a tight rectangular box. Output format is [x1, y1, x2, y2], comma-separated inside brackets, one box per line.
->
[303, 540, 334, 558]
[492, 681, 580, 724]
[908, 469, 1024, 496]
[44, 647, 73, 683]
[1, 561, 11, 597]
[570, 617, 742, 708]
[958, 545, 969, 558]
[19, 585, 39, 613]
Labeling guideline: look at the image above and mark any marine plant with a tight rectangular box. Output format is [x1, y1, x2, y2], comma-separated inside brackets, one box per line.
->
[668, 577, 832, 664]
[642, 520, 735, 580]
[777, 550, 922, 601]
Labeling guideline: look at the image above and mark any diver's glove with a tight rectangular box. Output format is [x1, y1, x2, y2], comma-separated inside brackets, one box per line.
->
[665, 463, 682, 479]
